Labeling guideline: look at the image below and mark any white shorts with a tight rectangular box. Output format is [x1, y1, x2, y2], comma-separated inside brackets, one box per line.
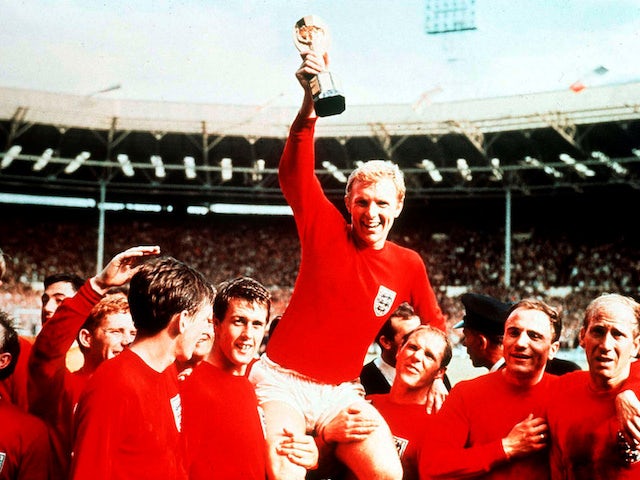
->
[248, 355, 366, 434]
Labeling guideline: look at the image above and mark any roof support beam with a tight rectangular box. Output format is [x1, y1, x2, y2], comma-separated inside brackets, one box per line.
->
[370, 123, 393, 159]
[6, 106, 32, 148]
[446, 119, 486, 156]
[539, 111, 579, 150]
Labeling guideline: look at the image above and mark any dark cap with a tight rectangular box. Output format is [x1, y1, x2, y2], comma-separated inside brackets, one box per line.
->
[454, 293, 512, 337]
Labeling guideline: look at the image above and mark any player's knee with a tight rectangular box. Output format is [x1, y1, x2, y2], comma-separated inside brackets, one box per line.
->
[349, 455, 402, 480]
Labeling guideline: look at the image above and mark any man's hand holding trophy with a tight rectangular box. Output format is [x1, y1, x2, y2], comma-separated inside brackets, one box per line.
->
[293, 15, 345, 117]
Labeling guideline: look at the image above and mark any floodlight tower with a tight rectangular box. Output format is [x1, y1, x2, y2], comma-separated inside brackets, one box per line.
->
[425, 0, 477, 63]
[425, 0, 477, 35]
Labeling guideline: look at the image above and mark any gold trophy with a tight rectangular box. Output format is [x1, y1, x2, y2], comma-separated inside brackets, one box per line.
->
[293, 15, 345, 117]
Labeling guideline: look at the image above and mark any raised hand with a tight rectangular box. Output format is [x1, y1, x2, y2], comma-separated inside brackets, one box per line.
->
[92, 245, 161, 292]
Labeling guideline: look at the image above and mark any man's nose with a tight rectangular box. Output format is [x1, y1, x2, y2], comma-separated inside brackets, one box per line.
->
[515, 332, 529, 347]
[602, 332, 615, 350]
[366, 203, 379, 217]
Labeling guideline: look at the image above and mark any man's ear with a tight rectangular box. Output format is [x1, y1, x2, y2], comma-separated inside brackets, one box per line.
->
[435, 366, 446, 380]
[548, 340, 560, 361]
[344, 195, 351, 215]
[632, 334, 640, 359]
[78, 328, 93, 349]
[379, 335, 393, 351]
[177, 310, 191, 334]
[0, 352, 12, 371]
[212, 316, 223, 334]
[394, 197, 404, 219]
[167, 310, 188, 338]
[578, 327, 586, 349]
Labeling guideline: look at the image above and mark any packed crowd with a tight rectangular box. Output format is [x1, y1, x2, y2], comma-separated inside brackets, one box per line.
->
[1, 211, 638, 348]
[2, 214, 639, 297]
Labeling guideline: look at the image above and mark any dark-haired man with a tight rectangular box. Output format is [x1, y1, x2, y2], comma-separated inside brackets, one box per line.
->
[181, 277, 318, 479]
[0, 247, 34, 412]
[29, 246, 156, 480]
[421, 299, 560, 479]
[71, 256, 214, 480]
[41, 273, 85, 326]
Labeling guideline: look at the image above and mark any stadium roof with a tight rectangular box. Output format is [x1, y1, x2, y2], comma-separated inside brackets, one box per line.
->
[2, 82, 640, 206]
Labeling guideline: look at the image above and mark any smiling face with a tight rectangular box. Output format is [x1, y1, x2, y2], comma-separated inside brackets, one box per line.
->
[580, 297, 640, 390]
[345, 177, 404, 250]
[175, 301, 214, 363]
[192, 319, 214, 362]
[92, 312, 137, 361]
[211, 297, 268, 376]
[503, 307, 558, 384]
[78, 295, 136, 371]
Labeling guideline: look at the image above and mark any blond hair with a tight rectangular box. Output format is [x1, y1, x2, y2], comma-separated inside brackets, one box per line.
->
[345, 160, 405, 202]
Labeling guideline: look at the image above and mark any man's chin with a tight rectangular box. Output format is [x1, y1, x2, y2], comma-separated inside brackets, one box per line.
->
[355, 233, 384, 248]
[233, 352, 254, 365]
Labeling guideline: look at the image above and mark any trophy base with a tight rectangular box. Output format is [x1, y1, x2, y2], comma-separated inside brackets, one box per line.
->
[310, 72, 346, 117]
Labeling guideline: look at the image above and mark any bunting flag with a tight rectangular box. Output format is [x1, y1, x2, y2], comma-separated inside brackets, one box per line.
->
[570, 65, 609, 93]
[412, 85, 443, 113]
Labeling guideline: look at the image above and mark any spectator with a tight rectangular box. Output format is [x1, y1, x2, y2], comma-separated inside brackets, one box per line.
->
[71, 256, 214, 480]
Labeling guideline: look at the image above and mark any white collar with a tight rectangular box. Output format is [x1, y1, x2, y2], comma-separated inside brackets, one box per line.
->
[490, 357, 506, 372]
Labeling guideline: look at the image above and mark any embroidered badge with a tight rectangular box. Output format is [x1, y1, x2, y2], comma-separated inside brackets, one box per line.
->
[393, 435, 409, 459]
[0, 451, 6, 472]
[373, 285, 396, 317]
[170, 394, 182, 432]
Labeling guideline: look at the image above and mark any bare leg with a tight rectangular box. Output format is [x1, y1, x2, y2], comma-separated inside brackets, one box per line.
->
[333, 401, 402, 480]
[261, 400, 308, 480]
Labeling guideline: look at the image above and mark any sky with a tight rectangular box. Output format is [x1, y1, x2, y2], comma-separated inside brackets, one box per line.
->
[1, 0, 640, 108]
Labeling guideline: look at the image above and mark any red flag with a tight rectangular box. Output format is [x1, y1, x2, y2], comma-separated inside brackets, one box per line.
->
[570, 81, 586, 93]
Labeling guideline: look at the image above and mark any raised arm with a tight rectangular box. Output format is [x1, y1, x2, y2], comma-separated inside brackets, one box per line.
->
[279, 50, 334, 219]
[29, 245, 160, 414]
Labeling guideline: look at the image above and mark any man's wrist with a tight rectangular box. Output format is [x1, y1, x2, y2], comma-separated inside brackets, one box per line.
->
[89, 276, 109, 296]
[501, 438, 514, 460]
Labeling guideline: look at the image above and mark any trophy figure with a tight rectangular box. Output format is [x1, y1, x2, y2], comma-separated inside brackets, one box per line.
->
[293, 15, 345, 117]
